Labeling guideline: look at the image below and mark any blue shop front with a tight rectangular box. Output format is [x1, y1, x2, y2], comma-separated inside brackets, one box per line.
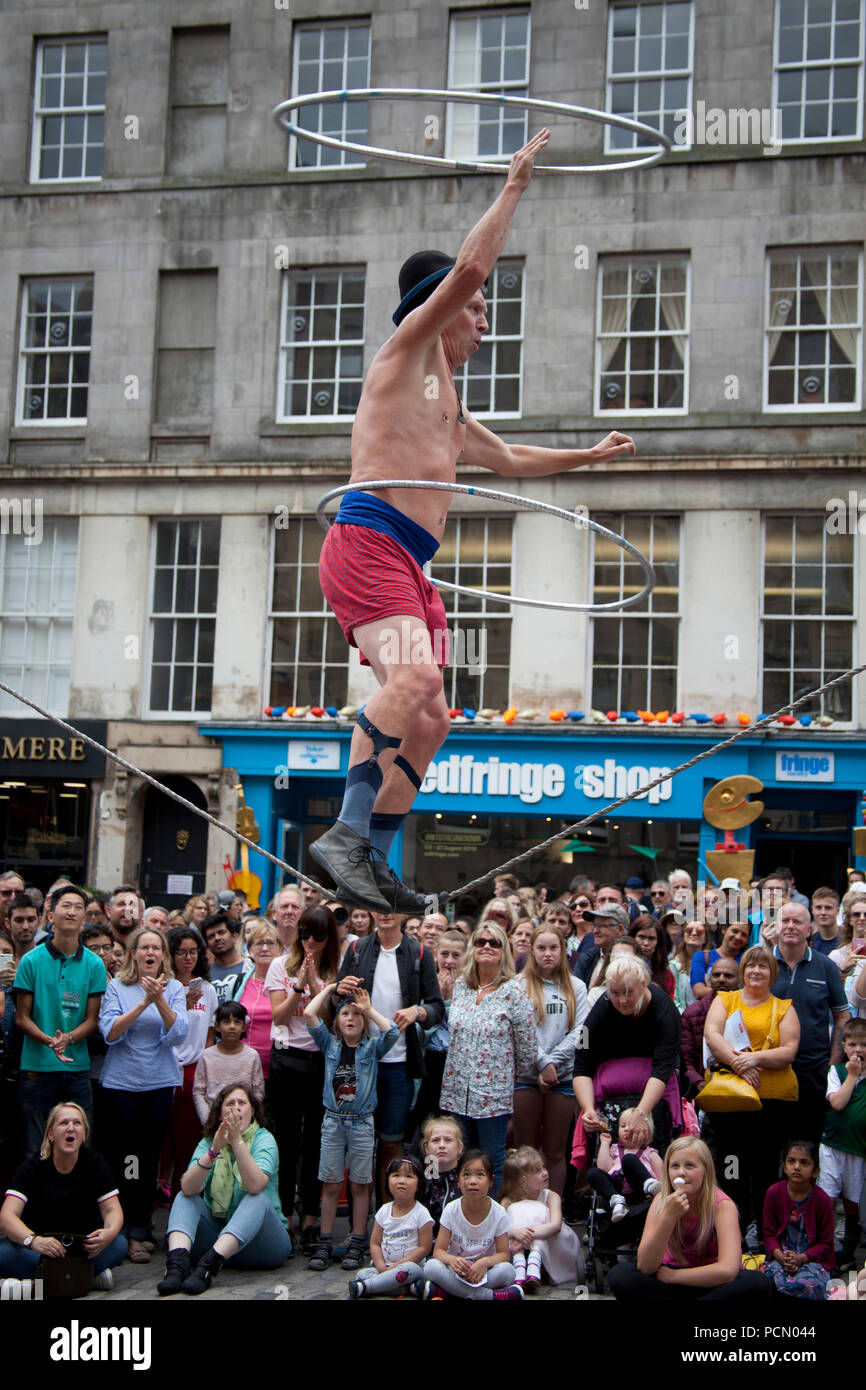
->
[201, 722, 866, 909]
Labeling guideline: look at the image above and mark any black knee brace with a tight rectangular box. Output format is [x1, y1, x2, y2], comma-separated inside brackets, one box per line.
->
[357, 710, 402, 768]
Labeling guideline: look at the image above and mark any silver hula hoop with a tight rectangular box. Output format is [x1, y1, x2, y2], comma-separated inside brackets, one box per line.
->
[316, 481, 655, 613]
[274, 89, 670, 175]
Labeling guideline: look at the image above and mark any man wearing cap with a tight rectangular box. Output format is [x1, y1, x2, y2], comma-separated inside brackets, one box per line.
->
[313, 129, 635, 916]
[574, 905, 630, 989]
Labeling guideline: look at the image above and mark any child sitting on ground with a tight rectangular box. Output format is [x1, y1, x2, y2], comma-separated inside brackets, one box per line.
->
[422, 1150, 522, 1301]
[348, 1156, 434, 1298]
[305, 981, 398, 1273]
[498, 1145, 580, 1288]
[192, 1001, 265, 1124]
[762, 1139, 835, 1299]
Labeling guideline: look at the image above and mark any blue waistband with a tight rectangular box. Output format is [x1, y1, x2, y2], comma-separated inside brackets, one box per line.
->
[334, 490, 439, 568]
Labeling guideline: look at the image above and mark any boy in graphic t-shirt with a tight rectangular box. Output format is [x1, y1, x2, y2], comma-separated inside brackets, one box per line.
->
[305, 982, 399, 1272]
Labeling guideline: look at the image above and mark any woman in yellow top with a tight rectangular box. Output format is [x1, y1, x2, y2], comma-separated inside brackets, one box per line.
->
[703, 946, 800, 1245]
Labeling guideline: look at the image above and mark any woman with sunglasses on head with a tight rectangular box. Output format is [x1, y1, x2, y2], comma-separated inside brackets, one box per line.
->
[439, 923, 537, 1195]
[264, 905, 340, 1252]
[229, 920, 281, 1080]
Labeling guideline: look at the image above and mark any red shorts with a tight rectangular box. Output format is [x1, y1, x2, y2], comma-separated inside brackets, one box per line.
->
[319, 523, 449, 668]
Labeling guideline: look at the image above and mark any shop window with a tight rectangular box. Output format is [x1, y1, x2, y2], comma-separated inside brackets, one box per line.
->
[30, 36, 107, 182]
[148, 519, 220, 715]
[453, 260, 524, 416]
[289, 21, 371, 169]
[596, 257, 689, 414]
[762, 513, 854, 720]
[591, 513, 680, 712]
[269, 519, 350, 708]
[446, 9, 530, 160]
[606, 2, 694, 150]
[430, 515, 513, 711]
[278, 267, 365, 420]
[774, 0, 864, 143]
[0, 521, 78, 716]
[765, 246, 861, 410]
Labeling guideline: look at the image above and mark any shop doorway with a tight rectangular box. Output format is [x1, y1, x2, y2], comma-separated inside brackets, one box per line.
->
[140, 776, 207, 909]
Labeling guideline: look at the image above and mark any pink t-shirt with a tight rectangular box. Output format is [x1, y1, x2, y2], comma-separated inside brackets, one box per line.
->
[662, 1187, 732, 1268]
[237, 973, 273, 1077]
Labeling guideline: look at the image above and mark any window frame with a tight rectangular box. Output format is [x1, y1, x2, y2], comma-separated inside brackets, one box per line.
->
[762, 245, 863, 413]
[428, 513, 513, 711]
[772, 0, 865, 146]
[759, 512, 857, 726]
[288, 20, 371, 171]
[604, 1, 696, 153]
[0, 519, 79, 718]
[145, 518, 221, 721]
[15, 276, 93, 428]
[589, 512, 682, 715]
[276, 266, 366, 423]
[266, 518, 351, 710]
[594, 255, 691, 417]
[445, 7, 532, 162]
[29, 35, 107, 184]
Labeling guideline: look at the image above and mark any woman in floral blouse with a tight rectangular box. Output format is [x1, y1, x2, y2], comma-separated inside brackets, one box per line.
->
[439, 922, 537, 1194]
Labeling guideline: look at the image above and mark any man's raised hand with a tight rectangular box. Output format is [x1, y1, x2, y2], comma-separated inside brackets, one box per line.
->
[588, 431, 636, 465]
[506, 128, 550, 192]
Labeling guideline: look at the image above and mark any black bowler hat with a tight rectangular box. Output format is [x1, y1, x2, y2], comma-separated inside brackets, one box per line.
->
[392, 250, 456, 326]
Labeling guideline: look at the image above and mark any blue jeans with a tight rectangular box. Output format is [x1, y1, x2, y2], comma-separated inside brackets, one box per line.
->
[0, 1233, 127, 1277]
[167, 1191, 292, 1269]
[319, 1111, 376, 1183]
[19, 1071, 93, 1159]
[451, 1112, 511, 1194]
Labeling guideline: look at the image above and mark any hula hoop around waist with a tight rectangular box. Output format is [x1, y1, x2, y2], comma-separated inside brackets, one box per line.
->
[316, 479, 655, 613]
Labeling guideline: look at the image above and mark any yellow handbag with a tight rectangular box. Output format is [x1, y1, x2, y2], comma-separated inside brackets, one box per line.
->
[696, 1066, 763, 1112]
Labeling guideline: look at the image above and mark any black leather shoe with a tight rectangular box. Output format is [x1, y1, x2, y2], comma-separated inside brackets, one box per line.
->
[310, 822, 392, 913]
[369, 855, 432, 913]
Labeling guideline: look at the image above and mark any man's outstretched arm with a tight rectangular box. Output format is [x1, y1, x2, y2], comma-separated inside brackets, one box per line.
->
[394, 130, 550, 349]
[461, 414, 636, 475]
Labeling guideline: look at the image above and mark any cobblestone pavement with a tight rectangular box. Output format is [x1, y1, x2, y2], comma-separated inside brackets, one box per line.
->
[82, 1209, 609, 1302]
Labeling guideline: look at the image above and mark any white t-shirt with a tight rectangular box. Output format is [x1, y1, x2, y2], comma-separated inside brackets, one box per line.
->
[439, 1197, 511, 1260]
[264, 956, 319, 1052]
[173, 980, 217, 1066]
[371, 943, 405, 1064]
[374, 1200, 433, 1264]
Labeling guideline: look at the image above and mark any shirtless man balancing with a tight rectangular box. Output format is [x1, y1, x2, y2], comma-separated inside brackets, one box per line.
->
[313, 130, 635, 913]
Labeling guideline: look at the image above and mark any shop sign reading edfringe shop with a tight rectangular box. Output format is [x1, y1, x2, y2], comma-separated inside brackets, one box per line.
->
[419, 754, 674, 808]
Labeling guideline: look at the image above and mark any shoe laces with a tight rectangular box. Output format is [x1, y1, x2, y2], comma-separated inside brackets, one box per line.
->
[347, 843, 377, 869]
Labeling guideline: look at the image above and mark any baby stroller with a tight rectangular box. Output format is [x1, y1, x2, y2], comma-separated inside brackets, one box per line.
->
[578, 1061, 681, 1293]
[582, 1092, 671, 1293]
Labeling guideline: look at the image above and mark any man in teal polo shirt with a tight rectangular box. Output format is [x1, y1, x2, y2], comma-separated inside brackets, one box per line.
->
[13, 885, 106, 1157]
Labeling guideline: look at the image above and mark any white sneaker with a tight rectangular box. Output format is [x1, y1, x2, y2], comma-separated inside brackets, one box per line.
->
[93, 1269, 114, 1291]
[610, 1197, 628, 1223]
[643, 1178, 662, 1197]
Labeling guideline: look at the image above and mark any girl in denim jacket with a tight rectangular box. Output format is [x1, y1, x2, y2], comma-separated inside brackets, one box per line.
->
[305, 983, 398, 1271]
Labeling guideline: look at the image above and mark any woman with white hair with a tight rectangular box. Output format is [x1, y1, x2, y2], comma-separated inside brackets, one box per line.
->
[573, 953, 682, 1151]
